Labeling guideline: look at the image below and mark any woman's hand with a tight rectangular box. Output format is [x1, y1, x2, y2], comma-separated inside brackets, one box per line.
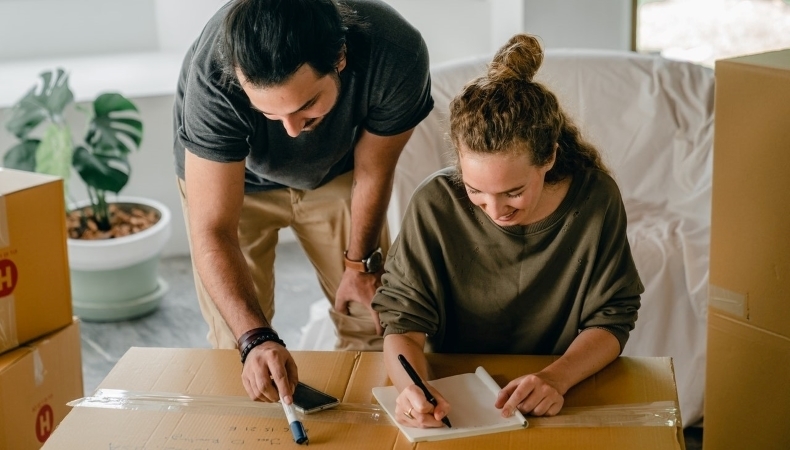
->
[395, 383, 451, 428]
[494, 328, 621, 417]
[495, 372, 565, 417]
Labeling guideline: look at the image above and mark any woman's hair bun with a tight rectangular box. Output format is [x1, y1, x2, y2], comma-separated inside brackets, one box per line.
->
[487, 34, 543, 83]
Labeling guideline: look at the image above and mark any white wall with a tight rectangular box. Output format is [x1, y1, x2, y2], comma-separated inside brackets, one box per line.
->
[153, 0, 232, 53]
[389, 0, 633, 61]
[0, 0, 159, 60]
[0, 0, 633, 257]
[379, 0, 492, 64]
[517, 0, 632, 50]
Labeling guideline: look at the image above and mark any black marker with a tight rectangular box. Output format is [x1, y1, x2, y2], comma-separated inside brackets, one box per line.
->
[397, 354, 452, 428]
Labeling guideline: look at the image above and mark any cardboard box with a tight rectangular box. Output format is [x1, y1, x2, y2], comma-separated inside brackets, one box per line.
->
[706, 49, 790, 450]
[44, 348, 684, 449]
[705, 313, 790, 450]
[347, 353, 685, 450]
[0, 319, 83, 449]
[0, 169, 73, 354]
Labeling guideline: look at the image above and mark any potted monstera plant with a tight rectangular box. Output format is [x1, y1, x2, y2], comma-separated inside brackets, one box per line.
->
[3, 68, 171, 321]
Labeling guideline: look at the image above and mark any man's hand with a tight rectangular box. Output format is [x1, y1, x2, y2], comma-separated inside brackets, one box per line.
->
[334, 268, 384, 335]
[241, 342, 299, 403]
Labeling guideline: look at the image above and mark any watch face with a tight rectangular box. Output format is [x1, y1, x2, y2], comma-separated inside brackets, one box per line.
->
[366, 250, 383, 273]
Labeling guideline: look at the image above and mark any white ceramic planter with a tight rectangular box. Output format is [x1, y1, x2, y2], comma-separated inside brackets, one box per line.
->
[68, 196, 172, 322]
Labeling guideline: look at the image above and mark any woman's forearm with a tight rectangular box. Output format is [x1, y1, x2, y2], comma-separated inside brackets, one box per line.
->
[383, 332, 429, 392]
[535, 328, 620, 395]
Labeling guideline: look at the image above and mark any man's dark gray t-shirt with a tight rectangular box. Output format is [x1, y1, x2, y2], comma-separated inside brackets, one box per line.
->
[172, 0, 434, 193]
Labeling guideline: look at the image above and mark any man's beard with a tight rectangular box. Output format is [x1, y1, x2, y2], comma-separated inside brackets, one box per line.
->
[299, 70, 342, 134]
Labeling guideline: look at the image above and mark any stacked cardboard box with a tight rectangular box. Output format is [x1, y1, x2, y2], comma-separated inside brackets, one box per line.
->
[0, 320, 83, 449]
[0, 169, 84, 449]
[43, 348, 685, 449]
[706, 49, 790, 450]
[0, 169, 73, 353]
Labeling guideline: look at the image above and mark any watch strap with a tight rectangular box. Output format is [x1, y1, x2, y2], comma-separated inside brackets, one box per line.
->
[343, 252, 367, 272]
[344, 248, 381, 273]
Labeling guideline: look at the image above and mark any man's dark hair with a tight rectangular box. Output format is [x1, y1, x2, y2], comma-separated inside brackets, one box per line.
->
[219, 0, 355, 87]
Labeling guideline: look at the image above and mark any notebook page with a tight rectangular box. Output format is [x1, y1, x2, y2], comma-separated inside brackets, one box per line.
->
[372, 366, 527, 442]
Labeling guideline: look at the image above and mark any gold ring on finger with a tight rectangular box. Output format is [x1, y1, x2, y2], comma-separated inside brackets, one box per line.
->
[403, 408, 414, 419]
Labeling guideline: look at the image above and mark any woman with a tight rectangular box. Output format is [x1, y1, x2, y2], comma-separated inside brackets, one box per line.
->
[372, 34, 643, 428]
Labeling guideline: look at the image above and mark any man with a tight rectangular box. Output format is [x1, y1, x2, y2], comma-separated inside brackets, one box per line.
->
[172, 0, 432, 405]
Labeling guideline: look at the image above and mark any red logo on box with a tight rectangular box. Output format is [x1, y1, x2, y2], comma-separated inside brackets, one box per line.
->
[35, 404, 54, 443]
[0, 259, 18, 297]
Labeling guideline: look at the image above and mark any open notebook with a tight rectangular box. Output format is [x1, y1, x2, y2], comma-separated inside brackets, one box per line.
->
[372, 366, 528, 442]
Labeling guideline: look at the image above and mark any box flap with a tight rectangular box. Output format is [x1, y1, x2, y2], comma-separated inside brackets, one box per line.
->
[46, 407, 400, 449]
[346, 353, 682, 450]
[398, 427, 680, 450]
[0, 168, 61, 196]
[97, 348, 357, 401]
[46, 348, 379, 449]
[719, 48, 790, 72]
[0, 345, 30, 373]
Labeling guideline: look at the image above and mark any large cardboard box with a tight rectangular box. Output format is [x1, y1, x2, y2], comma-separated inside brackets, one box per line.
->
[705, 49, 790, 450]
[0, 169, 73, 354]
[44, 348, 684, 449]
[0, 319, 83, 449]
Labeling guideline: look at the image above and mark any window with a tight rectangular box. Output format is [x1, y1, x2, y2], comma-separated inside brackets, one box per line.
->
[636, 0, 790, 67]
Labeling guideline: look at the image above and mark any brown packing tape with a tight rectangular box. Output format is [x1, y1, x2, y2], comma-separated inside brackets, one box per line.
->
[70, 389, 679, 429]
[0, 296, 18, 354]
[709, 284, 747, 318]
[0, 196, 8, 247]
[33, 348, 46, 386]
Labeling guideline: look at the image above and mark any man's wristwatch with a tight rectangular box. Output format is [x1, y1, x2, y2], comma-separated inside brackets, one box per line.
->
[344, 247, 383, 273]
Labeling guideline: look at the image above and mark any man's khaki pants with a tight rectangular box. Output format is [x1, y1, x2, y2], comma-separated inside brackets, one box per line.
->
[177, 171, 389, 351]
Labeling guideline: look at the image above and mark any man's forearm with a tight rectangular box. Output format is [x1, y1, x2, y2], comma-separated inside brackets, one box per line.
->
[345, 174, 393, 259]
[192, 232, 270, 339]
[346, 128, 414, 259]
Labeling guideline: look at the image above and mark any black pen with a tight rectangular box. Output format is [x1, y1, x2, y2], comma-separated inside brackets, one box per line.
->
[397, 354, 452, 428]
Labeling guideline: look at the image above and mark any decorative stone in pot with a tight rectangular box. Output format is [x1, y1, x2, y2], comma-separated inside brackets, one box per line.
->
[67, 196, 171, 322]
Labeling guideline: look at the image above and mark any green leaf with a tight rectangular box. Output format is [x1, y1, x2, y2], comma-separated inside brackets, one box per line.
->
[4, 69, 73, 139]
[35, 124, 73, 183]
[84, 93, 143, 156]
[2, 139, 40, 171]
[73, 145, 131, 193]
[93, 92, 138, 115]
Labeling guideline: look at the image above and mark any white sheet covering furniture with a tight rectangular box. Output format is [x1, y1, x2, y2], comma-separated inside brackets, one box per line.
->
[297, 49, 714, 427]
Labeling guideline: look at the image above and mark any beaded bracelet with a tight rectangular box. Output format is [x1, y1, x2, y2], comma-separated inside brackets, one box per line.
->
[238, 328, 286, 365]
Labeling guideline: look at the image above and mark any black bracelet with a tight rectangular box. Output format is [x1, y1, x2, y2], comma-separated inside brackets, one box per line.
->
[238, 327, 276, 352]
[240, 332, 286, 365]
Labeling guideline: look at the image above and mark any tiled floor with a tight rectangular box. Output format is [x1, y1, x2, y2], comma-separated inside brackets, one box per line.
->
[78, 241, 702, 450]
